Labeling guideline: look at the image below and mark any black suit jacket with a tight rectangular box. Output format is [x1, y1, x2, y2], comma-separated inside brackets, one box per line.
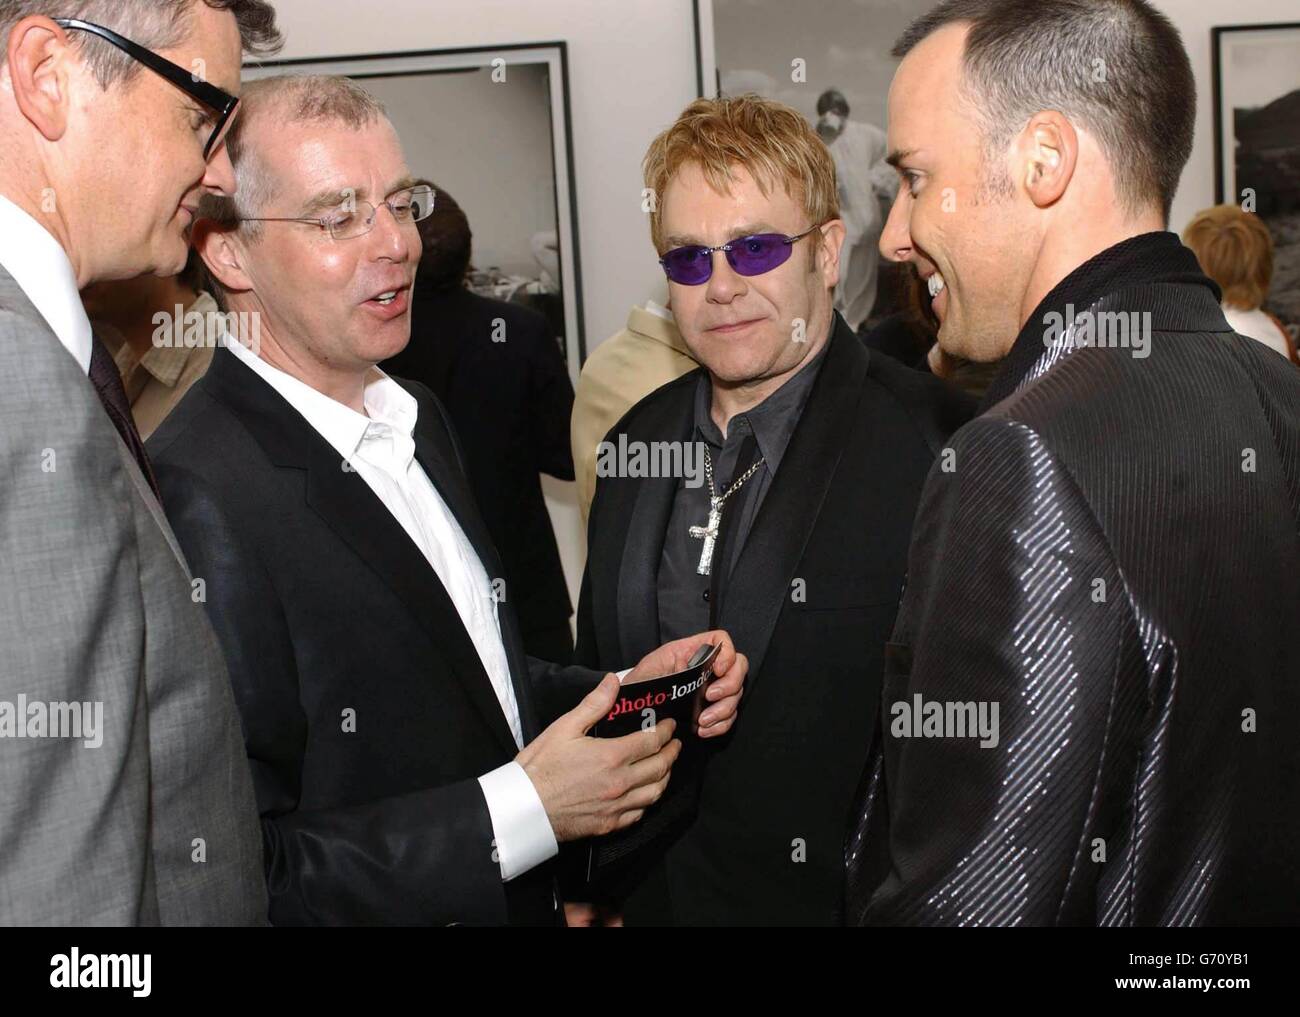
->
[845, 232, 1300, 925]
[382, 285, 575, 658]
[574, 313, 974, 924]
[148, 346, 601, 926]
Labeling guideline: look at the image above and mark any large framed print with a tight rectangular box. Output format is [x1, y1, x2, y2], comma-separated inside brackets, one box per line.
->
[1212, 22, 1300, 327]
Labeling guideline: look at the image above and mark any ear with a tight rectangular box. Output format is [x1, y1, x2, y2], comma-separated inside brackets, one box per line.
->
[6, 16, 76, 143]
[1016, 111, 1077, 209]
[815, 218, 847, 290]
[194, 219, 254, 296]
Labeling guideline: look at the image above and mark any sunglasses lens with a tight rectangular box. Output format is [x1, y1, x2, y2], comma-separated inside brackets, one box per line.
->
[728, 234, 792, 276]
[661, 246, 713, 285]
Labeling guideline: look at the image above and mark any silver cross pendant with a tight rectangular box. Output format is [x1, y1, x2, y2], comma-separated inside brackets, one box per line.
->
[689, 496, 723, 576]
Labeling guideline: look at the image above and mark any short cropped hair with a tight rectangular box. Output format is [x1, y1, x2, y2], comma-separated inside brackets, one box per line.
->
[198, 74, 387, 239]
[893, 0, 1194, 222]
[1183, 205, 1276, 311]
[642, 94, 839, 254]
[0, 0, 281, 89]
[196, 75, 388, 306]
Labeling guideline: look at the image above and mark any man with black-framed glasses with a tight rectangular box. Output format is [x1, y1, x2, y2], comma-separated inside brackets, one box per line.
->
[0, 1, 281, 925]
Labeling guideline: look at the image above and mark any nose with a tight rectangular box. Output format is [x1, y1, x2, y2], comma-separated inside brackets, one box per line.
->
[879, 186, 912, 264]
[203, 143, 237, 197]
[703, 247, 745, 303]
[369, 202, 414, 262]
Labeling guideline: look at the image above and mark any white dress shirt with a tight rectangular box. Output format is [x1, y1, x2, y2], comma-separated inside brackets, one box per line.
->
[226, 335, 558, 882]
[0, 194, 93, 373]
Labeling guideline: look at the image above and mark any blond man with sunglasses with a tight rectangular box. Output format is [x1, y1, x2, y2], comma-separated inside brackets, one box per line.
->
[570, 95, 973, 926]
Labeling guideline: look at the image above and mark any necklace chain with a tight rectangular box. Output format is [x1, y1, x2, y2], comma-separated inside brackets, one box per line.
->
[704, 446, 766, 505]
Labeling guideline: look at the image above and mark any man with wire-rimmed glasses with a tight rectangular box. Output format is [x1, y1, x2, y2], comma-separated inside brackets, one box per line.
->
[0, 1, 281, 925]
[148, 73, 748, 925]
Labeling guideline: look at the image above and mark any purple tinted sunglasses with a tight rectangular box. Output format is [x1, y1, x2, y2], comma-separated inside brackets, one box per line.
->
[659, 223, 826, 285]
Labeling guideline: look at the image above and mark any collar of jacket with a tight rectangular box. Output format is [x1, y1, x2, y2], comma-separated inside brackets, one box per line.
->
[602, 310, 868, 683]
[202, 342, 533, 753]
[979, 231, 1226, 412]
[627, 304, 694, 359]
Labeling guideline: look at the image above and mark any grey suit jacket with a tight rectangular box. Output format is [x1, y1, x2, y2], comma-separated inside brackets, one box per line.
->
[0, 264, 266, 925]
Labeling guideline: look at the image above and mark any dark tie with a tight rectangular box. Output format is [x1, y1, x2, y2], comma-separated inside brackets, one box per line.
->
[88, 334, 160, 499]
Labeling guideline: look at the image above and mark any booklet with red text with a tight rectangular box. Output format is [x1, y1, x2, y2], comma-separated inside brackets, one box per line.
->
[587, 643, 721, 879]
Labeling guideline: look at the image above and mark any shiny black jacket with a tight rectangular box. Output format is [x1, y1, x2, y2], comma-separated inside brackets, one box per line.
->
[846, 232, 1300, 925]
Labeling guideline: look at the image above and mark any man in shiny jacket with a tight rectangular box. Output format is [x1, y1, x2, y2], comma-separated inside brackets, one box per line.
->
[846, 0, 1300, 925]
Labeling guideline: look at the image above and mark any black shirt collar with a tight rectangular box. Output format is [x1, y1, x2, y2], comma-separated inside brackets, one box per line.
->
[979, 231, 1220, 411]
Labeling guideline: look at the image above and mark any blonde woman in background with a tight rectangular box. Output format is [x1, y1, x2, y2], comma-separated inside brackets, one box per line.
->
[1183, 204, 1298, 364]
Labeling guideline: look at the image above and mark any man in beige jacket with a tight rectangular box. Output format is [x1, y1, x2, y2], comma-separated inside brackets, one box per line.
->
[571, 299, 698, 522]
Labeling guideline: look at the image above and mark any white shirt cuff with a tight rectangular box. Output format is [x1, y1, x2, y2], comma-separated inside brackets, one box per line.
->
[477, 761, 558, 882]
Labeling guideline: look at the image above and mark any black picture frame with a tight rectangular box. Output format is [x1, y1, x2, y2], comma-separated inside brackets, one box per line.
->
[242, 42, 588, 374]
[1211, 21, 1300, 206]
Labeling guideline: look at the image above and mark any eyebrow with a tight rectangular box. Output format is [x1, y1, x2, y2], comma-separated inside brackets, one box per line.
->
[663, 222, 779, 249]
[298, 175, 422, 217]
[886, 149, 918, 170]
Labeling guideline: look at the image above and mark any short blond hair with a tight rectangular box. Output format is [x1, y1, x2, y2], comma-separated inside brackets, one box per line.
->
[1183, 204, 1275, 311]
[642, 94, 839, 254]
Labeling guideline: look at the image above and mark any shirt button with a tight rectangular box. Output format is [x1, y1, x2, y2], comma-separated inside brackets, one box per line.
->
[702, 589, 710, 602]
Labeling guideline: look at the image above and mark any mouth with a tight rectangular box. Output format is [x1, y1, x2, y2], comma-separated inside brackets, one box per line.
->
[707, 317, 764, 334]
[923, 270, 948, 320]
[361, 285, 410, 320]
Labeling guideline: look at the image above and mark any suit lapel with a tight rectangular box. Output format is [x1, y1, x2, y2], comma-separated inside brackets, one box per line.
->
[207, 348, 520, 756]
[715, 318, 869, 690]
[612, 379, 698, 662]
[409, 414, 543, 746]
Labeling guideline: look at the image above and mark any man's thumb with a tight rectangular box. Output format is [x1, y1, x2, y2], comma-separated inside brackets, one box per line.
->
[571, 673, 620, 733]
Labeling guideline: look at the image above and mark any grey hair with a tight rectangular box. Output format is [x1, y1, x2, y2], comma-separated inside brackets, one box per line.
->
[197, 75, 390, 306]
[893, 0, 1194, 222]
[0, 0, 281, 89]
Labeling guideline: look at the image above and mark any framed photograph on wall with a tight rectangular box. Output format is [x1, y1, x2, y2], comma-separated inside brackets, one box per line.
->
[244, 43, 587, 378]
[1212, 22, 1300, 328]
[692, 0, 920, 333]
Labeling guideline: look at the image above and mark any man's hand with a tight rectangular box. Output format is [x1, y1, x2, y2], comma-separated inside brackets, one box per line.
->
[623, 629, 748, 739]
[517, 675, 681, 842]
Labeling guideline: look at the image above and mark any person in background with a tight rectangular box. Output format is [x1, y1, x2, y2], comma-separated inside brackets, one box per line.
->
[1183, 203, 1298, 364]
[82, 249, 222, 438]
[381, 183, 577, 662]
[571, 296, 699, 524]
[815, 88, 892, 332]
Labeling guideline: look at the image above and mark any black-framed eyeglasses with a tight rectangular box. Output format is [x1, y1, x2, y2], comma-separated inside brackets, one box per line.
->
[659, 223, 827, 285]
[238, 185, 437, 241]
[54, 18, 240, 159]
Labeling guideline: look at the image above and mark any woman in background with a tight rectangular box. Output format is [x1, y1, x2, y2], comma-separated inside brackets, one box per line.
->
[1183, 204, 1298, 365]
